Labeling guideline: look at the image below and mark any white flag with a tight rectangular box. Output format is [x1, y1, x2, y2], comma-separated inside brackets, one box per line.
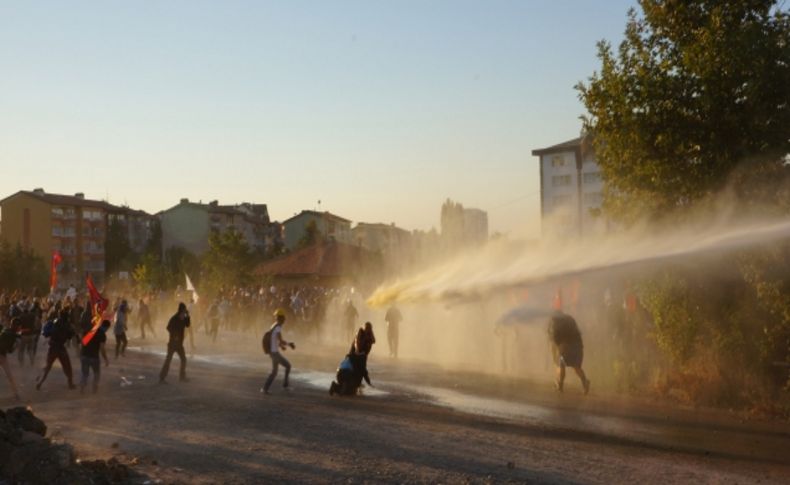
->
[185, 273, 199, 304]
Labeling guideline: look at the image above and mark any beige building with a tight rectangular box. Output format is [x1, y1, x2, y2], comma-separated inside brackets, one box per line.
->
[0, 189, 115, 287]
[282, 210, 352, 250]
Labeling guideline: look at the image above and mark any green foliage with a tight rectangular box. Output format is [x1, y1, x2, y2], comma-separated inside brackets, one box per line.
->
[163, 246, 201, 289]
[297, 220, 322, 249]
[0, 241, 48, 293]
[201, 230, 255, 292]
[637, 272, 697, 364]
[577, 0, 790, 223]
[739, 246, 790, 389]
[105, 217, 133, 275]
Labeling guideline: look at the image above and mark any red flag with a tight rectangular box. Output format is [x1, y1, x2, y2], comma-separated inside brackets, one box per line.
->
[552, 287, 563, 311]
[50, 251, 63, 291]
[82, 274, 109, 346]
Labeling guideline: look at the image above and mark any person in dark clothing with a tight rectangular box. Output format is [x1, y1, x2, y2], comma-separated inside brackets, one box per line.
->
[351, 322, 375, 386]
[159, 302, 191, 383]
[14, 310, 36, 366]
[80, 319, 110, 393]
[138, 298, 154, 339]
[36, 309, 77, 390]
[0, 320, 21, 400]
[548, 310, 590, 395]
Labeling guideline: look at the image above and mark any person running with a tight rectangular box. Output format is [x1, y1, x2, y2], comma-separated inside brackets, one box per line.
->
[548, 310, 590, 395]
[159, 302, 191, 384]
[80, 319, 110, 393]
[262, 308, 295, 394]
[36, 308, 77, 390]
[384, 305, 402, 358]
[114, 299, 130, 359]
[0, 320, 21, 400]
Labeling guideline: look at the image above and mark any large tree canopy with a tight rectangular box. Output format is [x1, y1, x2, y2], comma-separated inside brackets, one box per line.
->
[577, 0, 790, 222]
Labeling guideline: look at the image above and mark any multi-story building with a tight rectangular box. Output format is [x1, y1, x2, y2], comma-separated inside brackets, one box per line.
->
[440, 199, 489, 248]
[352, 222, 412, 256]
[532, 136, 606, 237]
[0, 189, 114, 287]
[159, 198, 280, 255]
[282, 210, 352, 250]
[106, 206, 157, 255]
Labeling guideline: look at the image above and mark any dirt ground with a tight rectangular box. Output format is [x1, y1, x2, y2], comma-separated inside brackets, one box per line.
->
[2, 335, 789, 485]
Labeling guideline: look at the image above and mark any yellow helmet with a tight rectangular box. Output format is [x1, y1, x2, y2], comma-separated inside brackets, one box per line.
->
[273, 308, 286, 318]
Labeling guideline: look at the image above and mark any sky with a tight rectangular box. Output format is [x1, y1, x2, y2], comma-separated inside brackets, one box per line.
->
[0, 0, 635, 237]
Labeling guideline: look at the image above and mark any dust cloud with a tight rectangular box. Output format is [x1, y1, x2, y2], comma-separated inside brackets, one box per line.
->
[363, 206, 790, 382]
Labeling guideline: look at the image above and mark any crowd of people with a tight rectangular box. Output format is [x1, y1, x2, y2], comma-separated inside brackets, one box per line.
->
[0, 282, 405, 400]
[1, 276, 621, 403]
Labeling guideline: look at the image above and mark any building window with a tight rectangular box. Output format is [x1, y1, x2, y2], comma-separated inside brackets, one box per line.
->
[584, 192, 603, 205]
[552, 175, 572, 187]
[551, 156, 565, 168]
[583, 172, 602, 184]
[552, 195, 572, 206]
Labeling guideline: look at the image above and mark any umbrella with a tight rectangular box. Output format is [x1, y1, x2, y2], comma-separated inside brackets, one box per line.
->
[496, 304, 551, 326]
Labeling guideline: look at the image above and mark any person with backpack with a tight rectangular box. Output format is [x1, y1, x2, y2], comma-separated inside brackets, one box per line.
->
[0, 319, 21, 400]
[261, 308, 295, 394]
[159, 302, 191, 384]
[80, 319, 110, 394]
[36, 308, 77, 390]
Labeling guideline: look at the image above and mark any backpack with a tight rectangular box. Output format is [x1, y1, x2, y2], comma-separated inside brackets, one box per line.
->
[42, 320, 55, 338]
[0, 328, 18, 355]
[262, 330, 272, 355]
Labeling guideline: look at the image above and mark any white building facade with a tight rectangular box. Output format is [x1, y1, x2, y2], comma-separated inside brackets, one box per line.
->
[532, 136, 607, 237]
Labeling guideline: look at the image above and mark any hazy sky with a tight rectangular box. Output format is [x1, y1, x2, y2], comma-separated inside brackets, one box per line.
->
[0, 1, 634, 237]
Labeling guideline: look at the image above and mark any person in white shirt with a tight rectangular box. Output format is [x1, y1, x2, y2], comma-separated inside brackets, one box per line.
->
[262, 308, 295, 394]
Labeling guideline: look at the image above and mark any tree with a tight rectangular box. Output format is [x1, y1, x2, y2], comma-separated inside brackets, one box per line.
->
[105, 217, 132, 275]
[577, 0, 790, 222]
[577, 0, 790, 407]
[297, 220, 322, 248]
[0, 241, 48, 293]
[202, 230, 255, 291]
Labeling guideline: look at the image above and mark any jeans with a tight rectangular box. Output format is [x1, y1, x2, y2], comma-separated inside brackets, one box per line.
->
[81, 356, 101, 392]
[115, 333, 128, 358]
[159, 342, 187, 382]
[264, 352, 291, 391]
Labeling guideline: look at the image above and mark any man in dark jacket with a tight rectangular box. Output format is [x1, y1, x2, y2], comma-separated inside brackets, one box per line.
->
[159, 302, 191, 383]
[36, 308, 76, 390]
[549, 310, 590, 395]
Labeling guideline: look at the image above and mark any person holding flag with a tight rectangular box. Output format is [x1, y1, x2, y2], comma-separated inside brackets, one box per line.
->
[49, 251, 62, 294]
[80, 319, 110, 393]
[81, 274, 110, 350]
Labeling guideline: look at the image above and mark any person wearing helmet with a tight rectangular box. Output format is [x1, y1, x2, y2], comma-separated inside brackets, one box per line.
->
[262, 308, 295, 394]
